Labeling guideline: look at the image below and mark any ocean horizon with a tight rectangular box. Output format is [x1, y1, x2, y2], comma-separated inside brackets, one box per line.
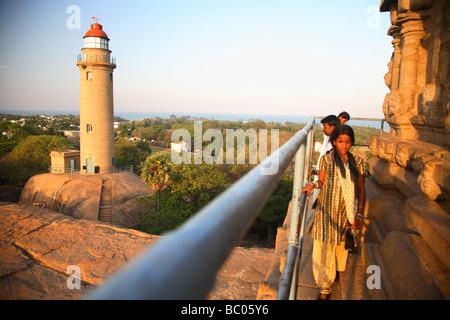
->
[1, 109, 389, 130]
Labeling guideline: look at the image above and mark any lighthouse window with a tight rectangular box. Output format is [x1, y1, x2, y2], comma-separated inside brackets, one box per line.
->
[86, 71, 92, 80]
[84, 37, 109, 50]
[100, 38, 109, 50]
[110, 73, 113, 82]
[87, 124, 92, 133]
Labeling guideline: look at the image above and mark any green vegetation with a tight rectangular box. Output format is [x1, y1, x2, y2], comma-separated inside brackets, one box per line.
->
[137, 162, 233, 235]
[0, 135, 72, 185]
[114, 138, 151, 174]
[0, 114, 76, 184]
[140, 153, 174, 212]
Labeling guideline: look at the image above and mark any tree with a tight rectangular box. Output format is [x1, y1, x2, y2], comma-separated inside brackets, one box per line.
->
[252, 174, 293, 243]
[137, 162, 230, 235]
[171, 163, 230, 209]
[0, 135, 72, 185]
[136, 189, 197, 235]
[115, 138, 150, 173]
[140, 153, 173, 212]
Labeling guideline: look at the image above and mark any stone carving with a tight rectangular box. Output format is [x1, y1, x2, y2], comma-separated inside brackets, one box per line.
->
[375, 0, 450, 200]
[381, 0, 449, 145]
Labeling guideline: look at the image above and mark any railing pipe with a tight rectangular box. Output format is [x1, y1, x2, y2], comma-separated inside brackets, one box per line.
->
[289, 192, 308, 299]
[277, 120, 314, 300]
[290, 127, 315, 299]
[86, 119, 315, 300]
[287, 138, 306, 300]
[314, 115, 388, 133]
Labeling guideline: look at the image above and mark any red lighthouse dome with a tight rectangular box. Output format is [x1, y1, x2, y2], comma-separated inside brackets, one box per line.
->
[84, 22, 109, 40]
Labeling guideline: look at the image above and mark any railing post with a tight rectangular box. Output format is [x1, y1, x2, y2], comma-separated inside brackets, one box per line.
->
[288, 123, 314, 299]
[305, 126, 314, 181]
[277, 118, 314, 300]
[287, 140, 306, 300]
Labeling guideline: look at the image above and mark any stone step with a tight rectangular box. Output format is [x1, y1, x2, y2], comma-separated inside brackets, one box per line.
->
[339, 252, 371, 300]
[380, 231, 449, 299]
[362, 172, 450, 299]
[363, 218, 386, 244]
[98, 178, 113, 224]
[403, 195, 450, 271]
[361, 242, 394, 299]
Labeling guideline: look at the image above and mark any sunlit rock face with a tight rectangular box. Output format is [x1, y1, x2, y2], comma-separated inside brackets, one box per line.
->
[19, 171, 152, 227]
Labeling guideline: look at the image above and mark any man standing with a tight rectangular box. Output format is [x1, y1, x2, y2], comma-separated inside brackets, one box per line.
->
[314, 115, 340, 169]
[310, 115, 340, 202]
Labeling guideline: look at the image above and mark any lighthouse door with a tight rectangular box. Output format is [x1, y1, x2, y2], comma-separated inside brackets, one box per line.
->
[86, 159, 95, 174]
[70, 158, 77, 172]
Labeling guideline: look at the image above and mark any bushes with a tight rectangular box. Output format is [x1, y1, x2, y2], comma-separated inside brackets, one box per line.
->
[0, 135, 72, 185]
[136, 160, 294, 243]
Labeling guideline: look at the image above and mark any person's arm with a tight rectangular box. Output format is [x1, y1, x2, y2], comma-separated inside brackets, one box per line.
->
[302, 169, 325, 196]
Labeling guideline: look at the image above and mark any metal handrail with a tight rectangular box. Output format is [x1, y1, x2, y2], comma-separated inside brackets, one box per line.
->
[86, 118, 315, 300]
[277, 122, 314, 300]
[314, 116, 388, 133]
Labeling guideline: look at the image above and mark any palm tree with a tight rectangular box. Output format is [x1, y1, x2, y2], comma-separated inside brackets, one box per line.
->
[140, 153, 173, 212]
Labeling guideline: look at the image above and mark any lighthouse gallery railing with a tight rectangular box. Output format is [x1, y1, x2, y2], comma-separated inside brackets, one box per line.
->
[77, 53, 116, 65]
[86, 119, 315, 300]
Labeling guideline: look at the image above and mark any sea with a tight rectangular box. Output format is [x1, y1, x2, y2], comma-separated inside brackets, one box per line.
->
[1, 109, 389, 130]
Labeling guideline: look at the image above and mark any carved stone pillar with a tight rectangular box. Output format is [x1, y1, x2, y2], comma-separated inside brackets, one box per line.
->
[398, 14, 425, 88]
[390, 27, 402, 90]
[376, 0, 450, 201]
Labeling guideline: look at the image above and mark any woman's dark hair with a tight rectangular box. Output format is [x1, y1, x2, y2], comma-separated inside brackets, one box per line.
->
[330, 124, 355, 145]
[330, 125, 358, 191]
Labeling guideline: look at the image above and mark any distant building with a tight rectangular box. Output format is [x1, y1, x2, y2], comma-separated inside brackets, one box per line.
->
[171, 141, 189, 153]
[50, 150, 80, 173]
[63, 130, 80, 138]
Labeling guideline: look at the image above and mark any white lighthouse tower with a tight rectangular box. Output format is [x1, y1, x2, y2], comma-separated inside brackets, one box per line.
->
[76, 18, 116, 174]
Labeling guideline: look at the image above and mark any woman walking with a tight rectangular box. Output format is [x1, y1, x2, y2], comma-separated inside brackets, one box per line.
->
[302, 124, 365, 300]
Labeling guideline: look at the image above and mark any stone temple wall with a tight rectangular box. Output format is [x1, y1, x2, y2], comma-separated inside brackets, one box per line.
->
[362, 0, 450, 299]
[374, 0, 450, 201]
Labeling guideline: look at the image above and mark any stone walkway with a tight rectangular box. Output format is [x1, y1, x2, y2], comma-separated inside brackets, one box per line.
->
[296, 234, 370, 300]
[293, 196, 371, 300]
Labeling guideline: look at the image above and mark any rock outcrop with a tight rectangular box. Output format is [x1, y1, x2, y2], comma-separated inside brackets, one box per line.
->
[19, 171, 152, 228]
[0, 202, 273, 300]
[0, 202, 159, 299]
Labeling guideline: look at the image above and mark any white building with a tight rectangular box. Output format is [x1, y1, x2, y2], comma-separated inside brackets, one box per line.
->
[171, 141, 188, 153]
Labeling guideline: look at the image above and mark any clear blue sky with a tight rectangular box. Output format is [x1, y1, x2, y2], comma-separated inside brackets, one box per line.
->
[0, 0, 392, 118]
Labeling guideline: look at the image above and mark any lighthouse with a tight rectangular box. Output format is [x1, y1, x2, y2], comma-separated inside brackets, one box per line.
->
[76, 19, 116, 174]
